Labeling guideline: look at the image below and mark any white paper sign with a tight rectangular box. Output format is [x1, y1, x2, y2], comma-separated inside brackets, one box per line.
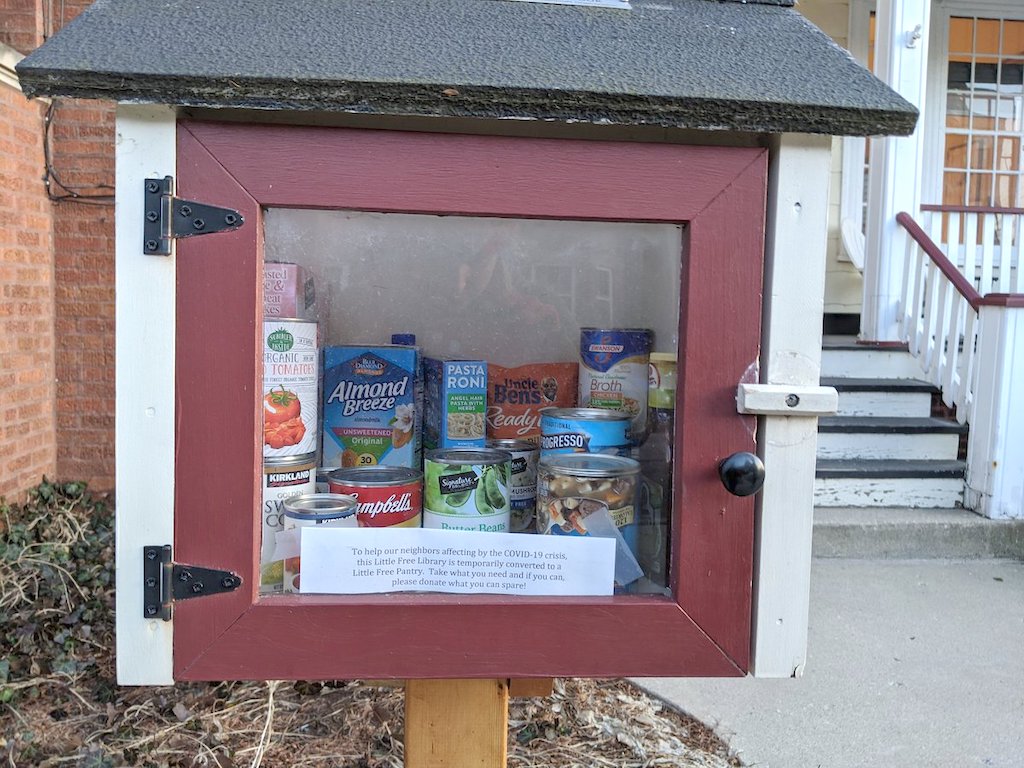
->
[298, 527, 615, 596]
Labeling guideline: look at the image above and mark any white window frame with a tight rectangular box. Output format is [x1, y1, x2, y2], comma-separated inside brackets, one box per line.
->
[923, 1, 1024, 208]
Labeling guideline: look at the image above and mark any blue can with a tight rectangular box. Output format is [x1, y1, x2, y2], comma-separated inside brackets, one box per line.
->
[539, 407, 632, 458]
[578, 327, 653, 443]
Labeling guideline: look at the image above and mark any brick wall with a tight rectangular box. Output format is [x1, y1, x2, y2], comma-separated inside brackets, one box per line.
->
[2, 0, 117, 494]
[0, 71, 56, 500]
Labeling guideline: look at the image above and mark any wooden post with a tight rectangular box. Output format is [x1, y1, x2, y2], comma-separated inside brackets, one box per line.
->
[405, 679, 509, 768]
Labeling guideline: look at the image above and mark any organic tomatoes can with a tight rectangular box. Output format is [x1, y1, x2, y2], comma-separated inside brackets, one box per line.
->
[263, 319, 319, 459]
[327, 466, 423, 528]
[486, 438, 538, 533]
[282, 493, 358, 593]
[260, 453, 317, 594]
[423, 448, 511, 533]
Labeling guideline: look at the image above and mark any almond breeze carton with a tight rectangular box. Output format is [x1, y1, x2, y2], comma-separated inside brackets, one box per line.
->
[322, 345, 419, 468]
[424, 358, 487, 449]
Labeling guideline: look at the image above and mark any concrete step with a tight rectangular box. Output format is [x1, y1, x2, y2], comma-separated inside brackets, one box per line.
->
[813, 507, 1024, 559]
[814, 459, 965, 508]
[821, 376, 935, 418]
[821, 336, 923, 379]
[816, 416, 966, 461]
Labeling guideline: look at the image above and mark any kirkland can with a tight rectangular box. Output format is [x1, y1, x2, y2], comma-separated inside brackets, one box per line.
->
[423, 448, 511, 532]
[539, 407, 632, 458]
[578, 327, 653, 443]
[263, 319, 319, 458]
[486, 438, 538, 533]
[261, 453, 317, 594]
[282, 493, 358, 592]
[537, 453, 641, 555]
[328, 466, 423, 528]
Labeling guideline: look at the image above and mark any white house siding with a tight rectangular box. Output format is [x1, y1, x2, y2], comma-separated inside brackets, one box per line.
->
[798, 0, 865, 317]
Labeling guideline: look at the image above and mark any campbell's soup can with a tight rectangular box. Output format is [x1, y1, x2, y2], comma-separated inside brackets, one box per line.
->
[539, 407, 632, 458]
[263, 319, 319, 459]
[327, 466, 423, 528]
[486, 438, 538, 533]
[260, 453, 317, 594]
[424, 448, 512, 533]
[282, 493, 358, 592]
[578, 327, 653, 443]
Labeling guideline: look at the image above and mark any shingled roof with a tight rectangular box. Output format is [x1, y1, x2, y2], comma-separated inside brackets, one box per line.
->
[16, 0, 916, 136]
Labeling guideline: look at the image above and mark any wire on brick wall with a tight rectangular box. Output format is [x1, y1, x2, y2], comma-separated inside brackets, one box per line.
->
[42, 100, 115, 206]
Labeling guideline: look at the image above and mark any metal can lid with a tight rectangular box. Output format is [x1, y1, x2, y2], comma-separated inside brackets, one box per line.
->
[539, 453, 640, 477]
[580, 327, 654, 336]
[486, 438, 538, 453]
[283, 493, 357, 520]
[262, 317, 318, 324]
[426, 448, 512, 466]
[328, 466, 423, 487]
[264, 453, 318, 470]
[649, 352, 677, 362]
[539, 407, 632, 423]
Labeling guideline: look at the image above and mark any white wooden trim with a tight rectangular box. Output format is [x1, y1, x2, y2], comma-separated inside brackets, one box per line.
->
[750, 134, 832, 678]
[839, 0, 876, 266]
[965, 305, 1024, 519]
[115, 104, 177, 684]
[862, 0, 932, 341]
[0, 42, 23, 91]
[737, 383, 838, 417]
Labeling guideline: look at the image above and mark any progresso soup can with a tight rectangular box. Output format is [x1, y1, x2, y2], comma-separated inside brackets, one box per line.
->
[486, 438, 538, 533]
[578, 327, 653, 443]
[327, 466, 423, 528]
[423, 448, 511, 533]
[263, 319, 319, 459]
[539, 407, 632, 458]
[282, 493, 358, 592]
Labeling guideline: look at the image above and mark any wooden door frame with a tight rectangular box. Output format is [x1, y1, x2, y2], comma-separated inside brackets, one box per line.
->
[171, 120, 768, 680]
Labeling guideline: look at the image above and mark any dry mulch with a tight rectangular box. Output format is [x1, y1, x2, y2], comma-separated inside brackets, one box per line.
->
[0, 481, 742, 768]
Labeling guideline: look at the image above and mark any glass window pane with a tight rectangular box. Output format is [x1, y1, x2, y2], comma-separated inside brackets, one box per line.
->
[999, 61, 1023, 85]
[994, 174, 1021, 208]
[948, 17, 974, 54]
[1004, 21, 1024, 57]
[997, 136, 1021, 172]
[969, 173, 994, 206]
[943, 172, 967, 205]
[945, 133, 969, 169]
[970, 135, 995, 172]
[976, 18, 1001, 56]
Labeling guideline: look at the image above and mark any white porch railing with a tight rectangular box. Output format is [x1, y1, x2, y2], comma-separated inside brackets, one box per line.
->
[896, 209, 1024, 519]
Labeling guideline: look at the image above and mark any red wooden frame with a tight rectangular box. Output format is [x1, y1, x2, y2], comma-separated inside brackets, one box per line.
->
[174, 122, 767, 680]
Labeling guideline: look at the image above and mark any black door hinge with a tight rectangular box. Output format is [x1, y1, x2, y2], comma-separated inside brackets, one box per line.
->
[143, 545, 242, 621]
[143, 176, 245, 256]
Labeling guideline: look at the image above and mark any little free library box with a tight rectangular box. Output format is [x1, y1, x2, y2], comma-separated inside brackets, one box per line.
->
[17, 0, 915, 684]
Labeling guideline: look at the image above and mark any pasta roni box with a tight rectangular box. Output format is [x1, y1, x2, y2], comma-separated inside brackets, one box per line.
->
[322, 345, 419, 468]
[424, 358, 487, 449]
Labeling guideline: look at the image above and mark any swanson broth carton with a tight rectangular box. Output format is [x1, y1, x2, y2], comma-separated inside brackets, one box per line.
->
[424, 358, 487, 450]
[322, 345, 420, 469]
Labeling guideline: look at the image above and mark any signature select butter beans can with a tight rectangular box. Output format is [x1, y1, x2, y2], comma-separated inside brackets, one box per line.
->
[486, 438, 538, 533]
[261, 453, 317, 594]
[327, 466, 423, 528]
[423, 448, 511, 532]
[282, 493, 358, 592]
[578, 328, 653, 443]
[263, 319, 319, 459]
[539, 407, 632, 458]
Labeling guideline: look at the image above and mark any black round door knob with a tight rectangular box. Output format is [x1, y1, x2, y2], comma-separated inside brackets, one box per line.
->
[718, 452, 766, 497]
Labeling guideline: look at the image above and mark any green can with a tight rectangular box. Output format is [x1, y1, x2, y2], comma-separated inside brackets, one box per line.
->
[423, 448, 512, 533]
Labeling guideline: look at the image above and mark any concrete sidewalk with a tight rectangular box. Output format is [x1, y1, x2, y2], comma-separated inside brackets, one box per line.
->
[638, 559, 1024, 768]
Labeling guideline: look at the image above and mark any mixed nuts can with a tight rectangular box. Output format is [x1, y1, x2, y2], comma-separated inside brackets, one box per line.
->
[486, 438, 538, 533]
[260, 453, 317, 594]
[578, 327, 653, 443]
[263, 319, 319, 458]
[539, 407, 632, 458]
[282, 493, 358, 592]
[537, 453, 641, 554]
[423, 448, 512, 533]
[327, 466, 423, 528]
